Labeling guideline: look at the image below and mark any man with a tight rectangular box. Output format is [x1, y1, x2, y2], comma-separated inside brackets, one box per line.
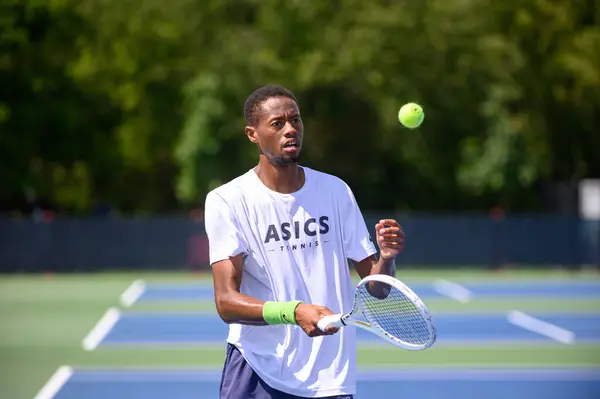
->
[204, 85, 405, 399]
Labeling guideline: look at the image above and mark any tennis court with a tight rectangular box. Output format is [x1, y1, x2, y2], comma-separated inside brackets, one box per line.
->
[2, 270, 599, 399]
[48, 368, 600, 399]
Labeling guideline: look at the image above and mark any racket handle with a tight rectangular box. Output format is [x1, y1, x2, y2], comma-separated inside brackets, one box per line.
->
[317, 314, 343, 331]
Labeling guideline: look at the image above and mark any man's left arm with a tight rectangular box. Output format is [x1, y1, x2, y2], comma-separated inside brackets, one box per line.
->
[354, 219, 405, 279]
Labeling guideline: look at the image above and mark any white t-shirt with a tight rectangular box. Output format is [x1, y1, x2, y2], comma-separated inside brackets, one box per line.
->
[204, 166, 377, 397]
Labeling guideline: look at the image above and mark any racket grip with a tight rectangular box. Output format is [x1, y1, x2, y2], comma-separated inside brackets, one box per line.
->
[317, 314, 343, 331]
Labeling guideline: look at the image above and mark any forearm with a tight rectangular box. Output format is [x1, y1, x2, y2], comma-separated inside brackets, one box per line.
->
[364, 256, 396, 299]
[215, 291, 268, 325]
[371, 255, 396, 277]
[355, 254, 397, 279]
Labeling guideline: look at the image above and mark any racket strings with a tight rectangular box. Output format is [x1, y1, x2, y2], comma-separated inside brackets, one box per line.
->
[358, 282, 431, 345]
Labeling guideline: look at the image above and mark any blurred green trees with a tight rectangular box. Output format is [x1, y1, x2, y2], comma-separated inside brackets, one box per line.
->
[2, 0, 599, 214]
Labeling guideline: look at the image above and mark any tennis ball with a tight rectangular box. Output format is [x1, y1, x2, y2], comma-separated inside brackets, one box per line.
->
[398, 102, 424, 129]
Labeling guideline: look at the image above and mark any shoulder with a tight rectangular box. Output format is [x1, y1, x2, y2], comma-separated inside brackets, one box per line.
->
[305, 167, 362, 209]
[304, 167, 353, 194]
[205, 170, 255, 209]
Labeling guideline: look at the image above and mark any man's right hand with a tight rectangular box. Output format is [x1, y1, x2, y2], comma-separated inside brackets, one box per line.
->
[294, 303, 340, 337]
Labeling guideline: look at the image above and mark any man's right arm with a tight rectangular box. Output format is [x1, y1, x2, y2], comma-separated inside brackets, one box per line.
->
[212, 253, 268, 325]
[211, 255, 339, 336]
[204, 192, 265, 325]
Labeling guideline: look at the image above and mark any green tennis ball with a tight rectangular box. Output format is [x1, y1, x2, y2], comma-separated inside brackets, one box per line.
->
[398, 102, 424, 129]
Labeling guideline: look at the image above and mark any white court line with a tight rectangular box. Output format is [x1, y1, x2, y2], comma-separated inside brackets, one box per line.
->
[432, 279, 473, 303]
[33, 365, 73, 399]
[120, 279, 146, 307]
[507, 310, 576, 344]
[82, 307, 121, 351]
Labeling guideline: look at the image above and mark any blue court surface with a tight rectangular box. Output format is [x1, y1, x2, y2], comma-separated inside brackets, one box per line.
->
[40, 277, 599, 399]
[99, 313, 600, 346]
[138, 281, 600, 301]
[54, 368, 600, 399]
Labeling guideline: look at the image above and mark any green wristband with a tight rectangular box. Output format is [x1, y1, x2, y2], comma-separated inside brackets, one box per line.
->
[263, 301, 302, 325]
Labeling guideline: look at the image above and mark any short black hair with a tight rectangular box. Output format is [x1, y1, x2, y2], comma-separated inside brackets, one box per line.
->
[244, 85, 299, 126]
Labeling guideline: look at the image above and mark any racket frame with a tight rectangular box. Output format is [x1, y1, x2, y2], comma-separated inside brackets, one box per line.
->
[317, 274, 436, 351]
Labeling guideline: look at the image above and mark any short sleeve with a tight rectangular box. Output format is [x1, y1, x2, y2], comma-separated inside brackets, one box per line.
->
[204, 191, 248, 265]
[340, 183, 377, 262]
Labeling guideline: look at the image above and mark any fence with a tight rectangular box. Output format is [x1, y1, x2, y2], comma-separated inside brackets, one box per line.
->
[0, 214, 598, 272]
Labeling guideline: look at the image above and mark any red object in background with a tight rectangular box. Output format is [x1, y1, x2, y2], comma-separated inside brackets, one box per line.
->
[190, 207, 205, 223]
[43, 209, 55, 223]
[490, 205, 505, 222]
[187, 235, 209, 270]
[32, 207, 55, 223]
[187, 206, 209, 271]
[490, 205, 506, 271]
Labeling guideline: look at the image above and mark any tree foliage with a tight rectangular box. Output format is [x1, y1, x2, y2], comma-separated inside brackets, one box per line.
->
[2, 0, 599, 214]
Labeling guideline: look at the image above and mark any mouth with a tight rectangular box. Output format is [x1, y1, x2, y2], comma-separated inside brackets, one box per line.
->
[282, 140, 300, 153]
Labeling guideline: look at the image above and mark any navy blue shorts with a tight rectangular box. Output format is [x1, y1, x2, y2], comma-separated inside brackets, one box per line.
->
[219, 343, 354, 399]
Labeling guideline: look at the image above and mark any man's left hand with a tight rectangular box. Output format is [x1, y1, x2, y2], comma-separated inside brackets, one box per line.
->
[375, 219, 405, 260]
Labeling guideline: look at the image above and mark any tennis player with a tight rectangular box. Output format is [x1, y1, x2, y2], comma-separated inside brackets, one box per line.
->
[204, 85, 405, 399]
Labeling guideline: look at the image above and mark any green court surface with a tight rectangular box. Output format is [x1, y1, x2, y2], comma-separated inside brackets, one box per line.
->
[1, 269, 599, 399]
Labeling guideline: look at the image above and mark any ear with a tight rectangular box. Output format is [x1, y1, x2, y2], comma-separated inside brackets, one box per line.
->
[245, 125, 258, 144]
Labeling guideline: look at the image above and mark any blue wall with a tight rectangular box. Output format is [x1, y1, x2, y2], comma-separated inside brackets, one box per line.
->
[0, 215, 598, 272]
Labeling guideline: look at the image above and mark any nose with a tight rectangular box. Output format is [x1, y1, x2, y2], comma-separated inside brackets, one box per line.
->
[283, 121, 297, 137]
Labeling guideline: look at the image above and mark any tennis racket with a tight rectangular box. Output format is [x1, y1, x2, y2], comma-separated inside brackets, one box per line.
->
[317, 274, 436, 351]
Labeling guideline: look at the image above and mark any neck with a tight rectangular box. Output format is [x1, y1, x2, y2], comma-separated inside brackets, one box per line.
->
[255, 157, 305, 194]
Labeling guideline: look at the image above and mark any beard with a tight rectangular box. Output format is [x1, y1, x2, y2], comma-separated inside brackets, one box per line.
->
[264, 149, 301, 167]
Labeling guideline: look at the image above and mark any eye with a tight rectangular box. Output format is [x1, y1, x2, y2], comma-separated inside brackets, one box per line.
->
[271, 121, 282, 127]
